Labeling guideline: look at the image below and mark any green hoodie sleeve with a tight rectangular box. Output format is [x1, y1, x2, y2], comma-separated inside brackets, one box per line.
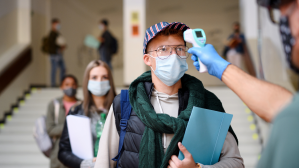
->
[46, 100, 64, 138]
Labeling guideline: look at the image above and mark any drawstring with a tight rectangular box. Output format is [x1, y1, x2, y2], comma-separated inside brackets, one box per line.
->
[155, 91, 167, 149]
[156, 92, 164, 114]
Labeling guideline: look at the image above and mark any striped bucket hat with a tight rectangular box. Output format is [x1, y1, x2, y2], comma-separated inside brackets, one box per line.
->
[143, 22, 190, 54]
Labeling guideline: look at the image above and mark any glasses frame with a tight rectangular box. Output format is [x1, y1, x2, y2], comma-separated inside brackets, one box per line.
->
[268, 1, 297, 24]
[147, 45, 190, 60]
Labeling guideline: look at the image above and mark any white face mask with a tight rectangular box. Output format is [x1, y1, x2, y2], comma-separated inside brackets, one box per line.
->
[87, 80, 111, 97]
[98, 24, 104, 30]
[150, 54, 188, 86]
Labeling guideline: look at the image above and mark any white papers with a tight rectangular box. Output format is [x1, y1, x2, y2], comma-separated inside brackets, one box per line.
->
[66, 115, 93, 159]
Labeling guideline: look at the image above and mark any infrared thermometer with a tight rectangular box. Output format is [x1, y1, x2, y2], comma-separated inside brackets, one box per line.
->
[184, 29, 207, 73]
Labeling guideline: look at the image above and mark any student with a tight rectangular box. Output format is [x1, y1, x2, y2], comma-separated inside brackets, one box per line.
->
[225, 22, 246, 68]
[58, 60, 116, 168]
[48, 18, 67, 87]
[94, 22, 244, 168]
[98, 19, 114, 69]
[46, 74, 80, 168]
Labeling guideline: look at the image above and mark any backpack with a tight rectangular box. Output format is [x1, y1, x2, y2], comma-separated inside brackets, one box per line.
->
[41, 36, 50, 54]
[33, 99, 60, 158]
[110, 35, 118, 54]
[112, 90, 132, 168]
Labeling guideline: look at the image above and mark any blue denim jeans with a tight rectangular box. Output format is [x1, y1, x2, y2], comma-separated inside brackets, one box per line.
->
[99, 48, 112, 70]
[49, 54, 66, 87]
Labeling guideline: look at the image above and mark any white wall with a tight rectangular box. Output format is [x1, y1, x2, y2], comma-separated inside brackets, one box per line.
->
[0, 0, 51, 120]
[239, 0, 258, 39]
[17, 0, 31, 44]
[0, 0, 31, 56]
[123, 0, 146, 85]
[0, 0, 18, 56]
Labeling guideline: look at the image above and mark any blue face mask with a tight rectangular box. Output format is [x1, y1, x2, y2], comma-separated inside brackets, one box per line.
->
[87, 80, 111, 97]
[55, 24, 61, 30]
[150, 54, 188, 86]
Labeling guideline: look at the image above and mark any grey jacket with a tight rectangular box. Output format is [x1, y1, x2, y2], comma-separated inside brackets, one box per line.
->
[46, 97, 80, 168]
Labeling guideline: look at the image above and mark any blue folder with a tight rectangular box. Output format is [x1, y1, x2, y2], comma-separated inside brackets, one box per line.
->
[178, 106, 233, 165]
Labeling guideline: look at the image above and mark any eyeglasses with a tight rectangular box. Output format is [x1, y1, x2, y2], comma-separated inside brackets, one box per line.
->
[267, 1, 297, 24]
[147, 45, 190, 60]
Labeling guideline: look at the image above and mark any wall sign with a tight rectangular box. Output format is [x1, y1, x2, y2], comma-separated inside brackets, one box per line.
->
[131, 11, 139, 36]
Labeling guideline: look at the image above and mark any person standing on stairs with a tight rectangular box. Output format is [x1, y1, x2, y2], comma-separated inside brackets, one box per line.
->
[189, 0, 299, 167]
[98, 19, 115, 70]
[48, 18, 67, 87]
[46, 74, 80, 168]
[225, 22, 246, 69]
[58, 60, 116, 168]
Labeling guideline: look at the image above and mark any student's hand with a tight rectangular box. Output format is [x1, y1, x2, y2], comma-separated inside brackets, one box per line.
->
[168, 142, 198, 168]
[98, 37, 105, 43]
[92, 157, 97, 162]
[188, 44, 231, 80]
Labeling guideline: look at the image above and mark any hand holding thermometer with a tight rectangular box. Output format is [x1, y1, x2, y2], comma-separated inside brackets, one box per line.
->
[184, 29, 208, 73]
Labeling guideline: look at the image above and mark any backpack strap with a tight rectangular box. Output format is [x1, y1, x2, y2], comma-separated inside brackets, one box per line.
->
[112, 90, 132, 167]
[53, 99, 60, 125]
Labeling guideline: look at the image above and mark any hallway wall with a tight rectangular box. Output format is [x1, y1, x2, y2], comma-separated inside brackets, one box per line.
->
[50, 0, 123, 86]
[0, 0, 50, 120]
[0, 0, 19, 56]
[49, 0, 240, 87]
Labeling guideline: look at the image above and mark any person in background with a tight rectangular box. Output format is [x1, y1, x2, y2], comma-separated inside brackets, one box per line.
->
[58, 60, 116, 168]
[46, 74, 80, 168]
[225, 22, 246, 68]
[98, 19, 113, 70]
[189, 0, 299, 167]
[49, 18, 67, 87]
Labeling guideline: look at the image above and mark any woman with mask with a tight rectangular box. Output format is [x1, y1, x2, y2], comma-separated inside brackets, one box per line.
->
[58, 60, 116, 168]
[46, 74, 80, 168]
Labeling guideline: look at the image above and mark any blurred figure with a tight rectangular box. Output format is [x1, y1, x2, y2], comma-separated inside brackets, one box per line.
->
[189, 0, 299, 167]
[58, 60, 116, 168]
[46, 74, 80, 168]
[225, 22, 246, 68]
[49, 18, 67, 87]
[98, 19, 117, 70]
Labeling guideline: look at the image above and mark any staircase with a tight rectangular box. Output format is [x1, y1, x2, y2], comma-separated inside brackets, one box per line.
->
[0, 87, 261, 168]
[206, 87, 262, 168]
[0, 88, 82, 168]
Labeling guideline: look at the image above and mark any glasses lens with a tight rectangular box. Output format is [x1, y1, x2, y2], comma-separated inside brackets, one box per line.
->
[156, 46, 171, 59]
[157, 46, 171, 55]
[156, 46, 189, 59]
[176, 46, 189, 59]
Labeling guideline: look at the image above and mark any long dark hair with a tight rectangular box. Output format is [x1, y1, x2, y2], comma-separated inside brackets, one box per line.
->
[82, 60, 116, 116]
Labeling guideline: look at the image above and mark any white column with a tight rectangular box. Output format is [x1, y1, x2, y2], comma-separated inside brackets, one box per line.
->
[123, 0, 146, 85]
[239, 0, 258, 39]
[17, 0, 31, 44]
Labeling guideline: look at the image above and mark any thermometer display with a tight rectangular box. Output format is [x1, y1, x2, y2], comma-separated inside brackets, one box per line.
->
[184, 29, 207, 73]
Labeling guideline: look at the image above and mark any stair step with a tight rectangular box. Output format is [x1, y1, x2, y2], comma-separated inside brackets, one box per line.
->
[0, 154, 49, 165]
[0, 143, 41, 153]
[0, 134, 34, 143]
